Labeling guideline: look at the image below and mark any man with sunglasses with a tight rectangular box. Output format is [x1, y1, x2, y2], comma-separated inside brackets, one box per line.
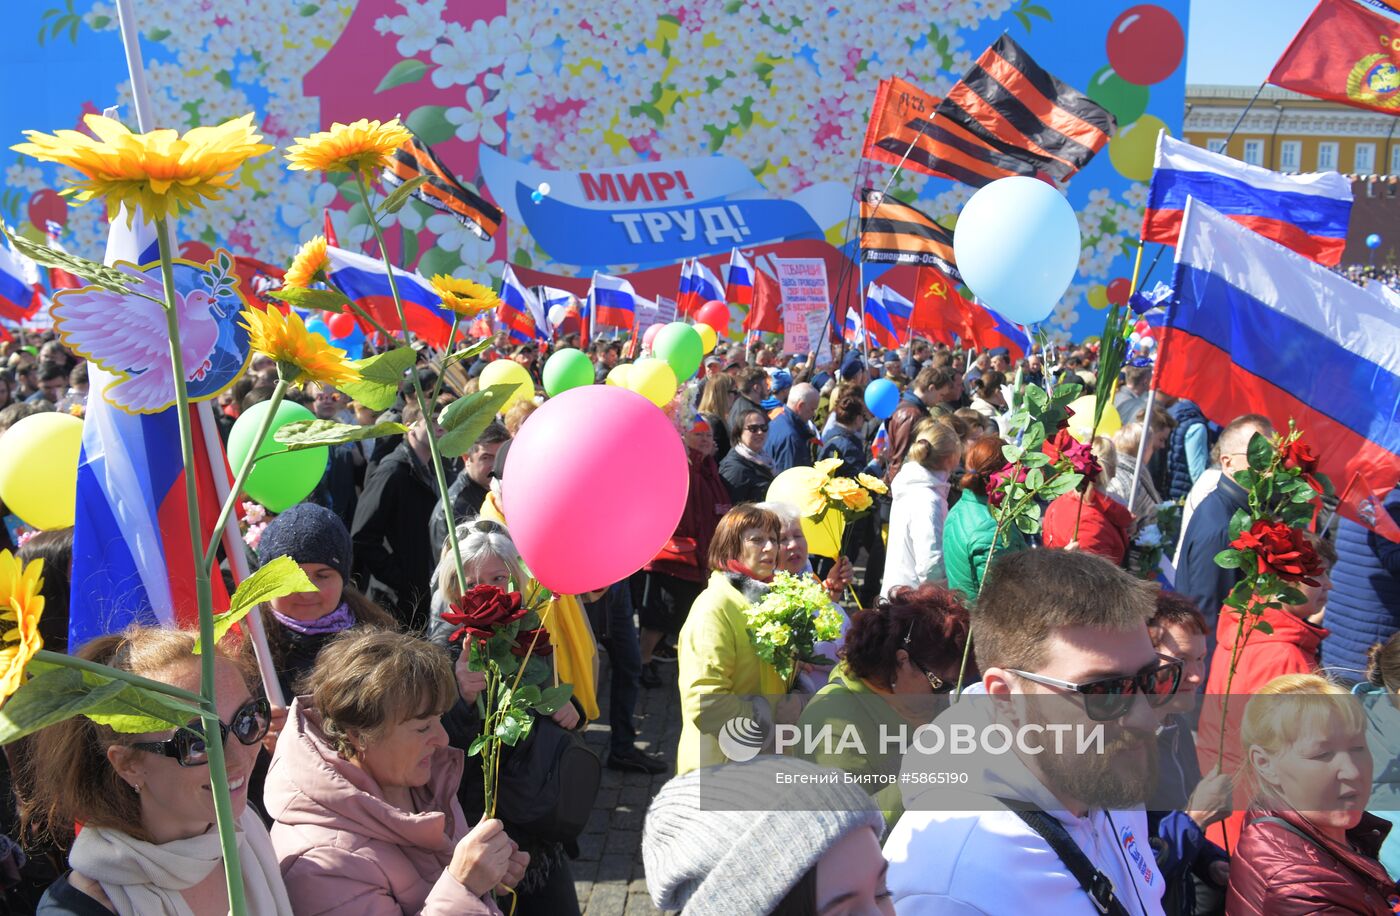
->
[886, 550, 1176, 915]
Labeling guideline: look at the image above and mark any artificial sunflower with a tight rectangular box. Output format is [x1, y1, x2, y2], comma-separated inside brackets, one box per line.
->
[813, 457, 844, 478]
[284, 118, 413, 173]
[12, 113, 271, 224]
[284, 235, 329, 289]
[856, 473, 888, 496]
[430, 275, 500, 318]
[0, 551, 44, 701]
[240, 306, 358, 387]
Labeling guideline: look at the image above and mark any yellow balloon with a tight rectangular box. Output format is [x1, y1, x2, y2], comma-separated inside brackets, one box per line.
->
[606, 363, 632, 387]
[0, 412, 83, 530]
[766, 467, 846, 559]
[1066, 395, 1124, 444]
[1109, 115, 1168, 183]
[626, 358, 679, 408]
[1087, 285, 1110, 311]
[695, 322, 718, 354]
[478, 358, 534, 411]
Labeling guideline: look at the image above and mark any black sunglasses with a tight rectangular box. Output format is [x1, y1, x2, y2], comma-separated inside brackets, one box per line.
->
[130, 697, 272, 767]
[1006, 655, 1183, 722]
[745, 424, 770, 432]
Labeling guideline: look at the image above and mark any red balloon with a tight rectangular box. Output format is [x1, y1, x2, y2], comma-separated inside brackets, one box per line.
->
[1106, 278, 1132, 306]
[26, 189, 67, 233]
[327, 313, 356, 339]
[695, 300, 730, 334]
[179, 241, 216, 264]
[1106, 5, 1184, 86]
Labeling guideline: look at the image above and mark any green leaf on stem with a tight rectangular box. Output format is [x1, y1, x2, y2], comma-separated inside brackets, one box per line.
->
[195, 556, 316, 654]
[0, 668, 130, 744]
[1020, 451, 1051, 469]
[1214, 548, 1244, 569]
[1251, 620, 1274, 636]
[1022, 421, 1046, 452]
[1246, 432, 1273, 472]
[1052, 382, 1083, 405]
[437, 384, 519, 457]
[273, 419, 409, 451]
[442, 338, 492, 368]
[339, 347, 416, 411]
[2, 223, 149, 300]
[1022, 385, 1048, 412]
[1014, 513, 1040, 535]
[1277, 585, 1306, 606]
[83, 684, 204, 734]
[378, 175, 430, 216]
[1038, 471, 1081, 500]
[535, 683, 573, 715]
[1227, 509, 1251, 541]
[467, 734, 488, 756]
[513, 684, 542, 708]
[495, 709, 530, 745]
[1001, 444, 1024, 464]
[375, 59, 428, 92]
[267, 286, 349, 314]
[1025, 467, 1045, 490]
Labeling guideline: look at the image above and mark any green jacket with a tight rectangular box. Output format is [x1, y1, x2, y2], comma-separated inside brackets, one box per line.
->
[942, 491, 1026, 599]
[796, 663, 907, 826]
[677, 571, 790, 775]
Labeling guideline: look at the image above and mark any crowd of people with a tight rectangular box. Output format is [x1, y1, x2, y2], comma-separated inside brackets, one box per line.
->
[0, 322, 1397, 915]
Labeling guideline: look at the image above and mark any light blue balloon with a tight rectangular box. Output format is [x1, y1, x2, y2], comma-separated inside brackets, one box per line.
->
[864, 378, 901, 420]
[1367, 232, 1382, 249]
[337, 323, 366, 358]
[952, 177, 1082, 326]
[304, 316, 330, 340]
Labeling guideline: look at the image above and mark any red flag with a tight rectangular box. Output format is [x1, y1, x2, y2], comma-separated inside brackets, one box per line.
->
[323, 209, 340, 247]
[1337, 469, 1400, 543]
[743, 265, 782, 333]
[1268, 0, 1400, 114]
[911, 265, 969, 346]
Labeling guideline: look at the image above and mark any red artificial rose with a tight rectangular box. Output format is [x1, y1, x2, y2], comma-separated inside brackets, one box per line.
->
[988, 463, 1027, 509]
[1280, 439, 1319, 475]
[1230, 520, 1324, 586]
[511, 627, 553, 657]
[1042, 429, 1077, 463]
[442, 585, 527, 644]
[1063, 440, 1102, 482]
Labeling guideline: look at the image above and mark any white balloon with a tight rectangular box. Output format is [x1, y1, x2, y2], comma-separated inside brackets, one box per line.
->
[537, 181, 552, 196]
[548, 304, 569, 327]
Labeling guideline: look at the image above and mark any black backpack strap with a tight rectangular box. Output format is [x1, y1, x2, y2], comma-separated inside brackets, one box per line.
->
[999, 802, 1133, 916]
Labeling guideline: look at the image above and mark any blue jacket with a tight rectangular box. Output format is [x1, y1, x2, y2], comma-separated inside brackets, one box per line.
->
[1164, 400, 1211, 500]
[1323, 489, 1400, 679]
[1353, 681, 1400, 880]
[1175, 475, 1248, 631]
[765, 406, 814, 474]
[818, 425, 866, 479]
[1147, 714, 1228, 915]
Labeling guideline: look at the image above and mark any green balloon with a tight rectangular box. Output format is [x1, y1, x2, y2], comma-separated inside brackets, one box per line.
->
[542, 347, 596, 396]
[226, 399, 328, 513]
[1087, 65, 1149, 129]
[652, 322, 703, 381]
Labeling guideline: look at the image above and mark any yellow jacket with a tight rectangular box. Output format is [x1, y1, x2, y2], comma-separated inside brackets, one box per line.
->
[676, 571, 790, 775]
[480, 493, 600, 721]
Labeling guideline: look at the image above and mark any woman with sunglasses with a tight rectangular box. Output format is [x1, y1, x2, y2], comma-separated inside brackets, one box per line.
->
[795, 585, 970, 826]
[718, 408, 776, 504]
[265, 629, 525, 915]
[26, 627, 293, 915]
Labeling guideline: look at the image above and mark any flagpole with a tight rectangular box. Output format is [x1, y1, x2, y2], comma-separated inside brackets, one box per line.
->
[586, 270, 597, 349]
[1223, 82, 1267, 148]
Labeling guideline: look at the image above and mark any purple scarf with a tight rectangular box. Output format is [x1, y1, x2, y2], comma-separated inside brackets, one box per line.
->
[271, 601, 355, 636]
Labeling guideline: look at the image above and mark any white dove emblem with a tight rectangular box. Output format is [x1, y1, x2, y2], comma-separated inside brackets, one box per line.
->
[53, 263, 232, 414]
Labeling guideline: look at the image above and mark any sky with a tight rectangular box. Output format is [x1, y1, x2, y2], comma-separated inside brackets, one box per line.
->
[1186, 0, 1319, 85]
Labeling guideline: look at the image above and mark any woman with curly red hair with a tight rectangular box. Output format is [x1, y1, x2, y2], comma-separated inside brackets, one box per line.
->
[940, 437, 1026, 598]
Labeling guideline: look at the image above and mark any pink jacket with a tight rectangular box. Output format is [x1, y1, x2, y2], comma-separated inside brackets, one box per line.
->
[264, 698, 500, 916]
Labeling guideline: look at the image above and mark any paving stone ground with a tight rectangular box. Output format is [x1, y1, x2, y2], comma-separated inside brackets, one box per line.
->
[572, 655, 680, 915]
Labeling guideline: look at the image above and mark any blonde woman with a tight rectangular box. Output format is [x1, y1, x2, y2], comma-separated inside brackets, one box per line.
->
[882, 418, 961, 595]
[1226, 674, 1397, 915]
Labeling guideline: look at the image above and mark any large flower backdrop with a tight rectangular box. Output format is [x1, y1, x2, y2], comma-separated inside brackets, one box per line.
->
[3, 0, 1186, 343]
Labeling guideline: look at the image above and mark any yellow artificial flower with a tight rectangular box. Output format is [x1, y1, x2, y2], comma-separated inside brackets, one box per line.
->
[823, 476, 861, 505]
[284, 235, 329, 289]
[842, 488, 873, 513]
[0, 551, 44, 701]
[813, 457, 844, 478]
[11, 113, 272, 224]
[240, 306, 358, 386]
[857, 473, 889, 496]
[284, 118, 413, 173]
[430, 275, 500, 318]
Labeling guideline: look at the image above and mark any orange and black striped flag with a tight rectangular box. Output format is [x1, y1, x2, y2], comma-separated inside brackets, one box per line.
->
[862, 76, 1040, 188]
[937, 33, 1116, 183]
[859, 189, 961, 280]
[382, 132, 503, 241]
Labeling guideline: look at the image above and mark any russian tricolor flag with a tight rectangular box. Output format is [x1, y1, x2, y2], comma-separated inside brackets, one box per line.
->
[842, 309, 865, 346]
[1159, 199, 1400, 541]
[589, 272, 637, 329]
[69, 212, 233, 649]
[499, 264, 547, 344]
[724, 248, 754, 308]
[1142, 133, 1352, 266]
[325, 245, 455, 348]
[862, 284, 901, 349]
[0, 240, 40, 322]
[878, 283, 913, 344]
[678, 257, 724, 316]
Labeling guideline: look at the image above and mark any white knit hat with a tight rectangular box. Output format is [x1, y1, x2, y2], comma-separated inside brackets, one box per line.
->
[642, 757, 885, 915]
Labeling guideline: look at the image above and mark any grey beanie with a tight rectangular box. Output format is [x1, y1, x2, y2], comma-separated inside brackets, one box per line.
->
[642, 757, 884, 915]
[254, 502, 352, 581]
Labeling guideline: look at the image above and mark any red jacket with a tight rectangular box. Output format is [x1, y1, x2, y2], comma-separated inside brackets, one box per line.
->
[645, 449, 731, 583]
[1198, 604, 1329, 851]
[1226, 808, 1396, 915]
[1042, 490, 1134, 564]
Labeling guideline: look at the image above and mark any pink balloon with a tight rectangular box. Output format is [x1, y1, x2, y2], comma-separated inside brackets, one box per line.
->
[501, 385, 688, 594]
[642, 322, 664, 354]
